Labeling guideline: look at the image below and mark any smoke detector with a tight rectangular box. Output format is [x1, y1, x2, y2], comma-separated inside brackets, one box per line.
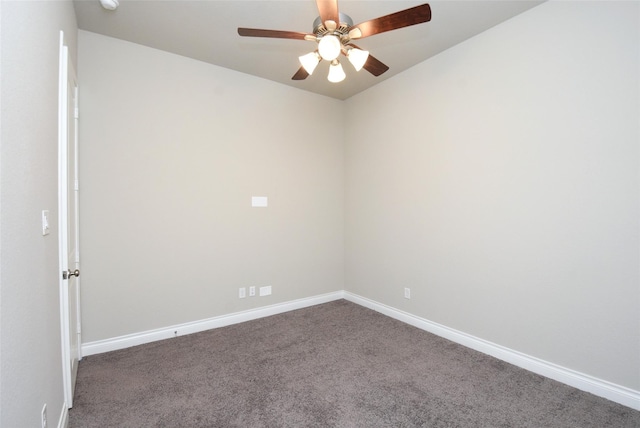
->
[100, 0, 119, 10]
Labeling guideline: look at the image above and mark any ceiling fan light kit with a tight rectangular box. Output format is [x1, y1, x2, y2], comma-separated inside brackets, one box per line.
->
[346, 47, 369, 72]
[318, 34, 342, 61]
[328, 60, 346, 83]
[299, 51, 321, 75]
[238, 1, 431, 84]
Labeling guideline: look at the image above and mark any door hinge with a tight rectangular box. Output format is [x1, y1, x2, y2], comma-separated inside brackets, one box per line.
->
[74, 107, 79, 119]
[74, 179, 79, 191]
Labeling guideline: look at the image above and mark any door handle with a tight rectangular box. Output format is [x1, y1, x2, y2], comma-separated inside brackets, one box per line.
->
[62, 269, 80, 280]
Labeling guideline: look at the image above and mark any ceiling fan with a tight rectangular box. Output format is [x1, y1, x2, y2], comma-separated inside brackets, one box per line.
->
[238, 1, 431, 83]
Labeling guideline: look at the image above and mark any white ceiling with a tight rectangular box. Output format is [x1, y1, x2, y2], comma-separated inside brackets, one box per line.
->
[74, 0, 544, 100]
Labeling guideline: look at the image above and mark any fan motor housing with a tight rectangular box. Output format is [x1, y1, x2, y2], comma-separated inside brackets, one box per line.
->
[312, 13, 353, 36]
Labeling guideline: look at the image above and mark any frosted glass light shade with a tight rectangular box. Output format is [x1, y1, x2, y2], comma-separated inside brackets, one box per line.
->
[328, 60, 346, 83]
[318, 35, 341, 61]
[348, 48, 369, 72]
[299, 52, 321, 75]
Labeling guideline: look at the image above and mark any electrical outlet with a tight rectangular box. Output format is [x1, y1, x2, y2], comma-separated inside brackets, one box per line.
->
[239, 287, 246, 298]
[259, 286, 272, 296]
[41, 404, 47, 428]
[249, 286, 256, 297]
[404, 287, 411, 299]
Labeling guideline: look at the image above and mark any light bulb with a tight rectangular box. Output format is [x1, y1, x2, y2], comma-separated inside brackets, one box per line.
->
[347, 48, 369, 72]
[318, 35, 341, 61]
[299, 52, 320, 75]
[328, 60, 346, 83]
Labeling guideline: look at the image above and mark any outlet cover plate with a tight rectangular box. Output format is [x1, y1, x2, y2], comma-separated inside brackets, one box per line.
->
[41, 404, 47, 428]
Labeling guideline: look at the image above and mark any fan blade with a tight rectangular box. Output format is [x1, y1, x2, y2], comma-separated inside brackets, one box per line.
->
[238, 28, 310, 40]
[292, 67, 310, 80]
[316, 0, 340, 27]
[361, 53, 389, 76]
[346, 43, 389, 76]
[348, 3, 431, 39]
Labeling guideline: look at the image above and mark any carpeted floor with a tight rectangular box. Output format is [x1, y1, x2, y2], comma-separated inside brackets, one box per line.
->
[69, 300, 640, 427]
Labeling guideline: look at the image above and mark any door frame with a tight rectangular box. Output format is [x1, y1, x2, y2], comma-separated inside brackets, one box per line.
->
[58, 30, 81, 409]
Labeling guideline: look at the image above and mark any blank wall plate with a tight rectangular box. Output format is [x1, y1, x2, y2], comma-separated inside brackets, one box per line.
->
[259, 286, 272, 296]
[251, 196, 268, 207]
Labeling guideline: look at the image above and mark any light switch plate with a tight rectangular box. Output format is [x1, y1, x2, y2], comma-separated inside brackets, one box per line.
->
[42, 210, 50, 236]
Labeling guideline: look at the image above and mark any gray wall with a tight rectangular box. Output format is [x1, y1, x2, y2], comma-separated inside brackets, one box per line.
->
[345, 1, 639, 390]
[2, 1, 637, 425]
[78, 31, 345, 342]
[0, 0, 78, 426]
[78, 0, 638, 401]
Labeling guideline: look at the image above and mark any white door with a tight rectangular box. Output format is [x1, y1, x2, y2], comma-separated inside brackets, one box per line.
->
[58, 31, 81, 408]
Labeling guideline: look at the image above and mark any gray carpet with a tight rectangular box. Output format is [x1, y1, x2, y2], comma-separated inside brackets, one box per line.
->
[69, 300, 640, 427]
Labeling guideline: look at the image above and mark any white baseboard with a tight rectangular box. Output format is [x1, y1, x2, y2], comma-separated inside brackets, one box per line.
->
[81, 289, 639, 411]
[82, 291, 345, 356]
[343, 291, 640, 411]
[57, 401, 69, 428]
